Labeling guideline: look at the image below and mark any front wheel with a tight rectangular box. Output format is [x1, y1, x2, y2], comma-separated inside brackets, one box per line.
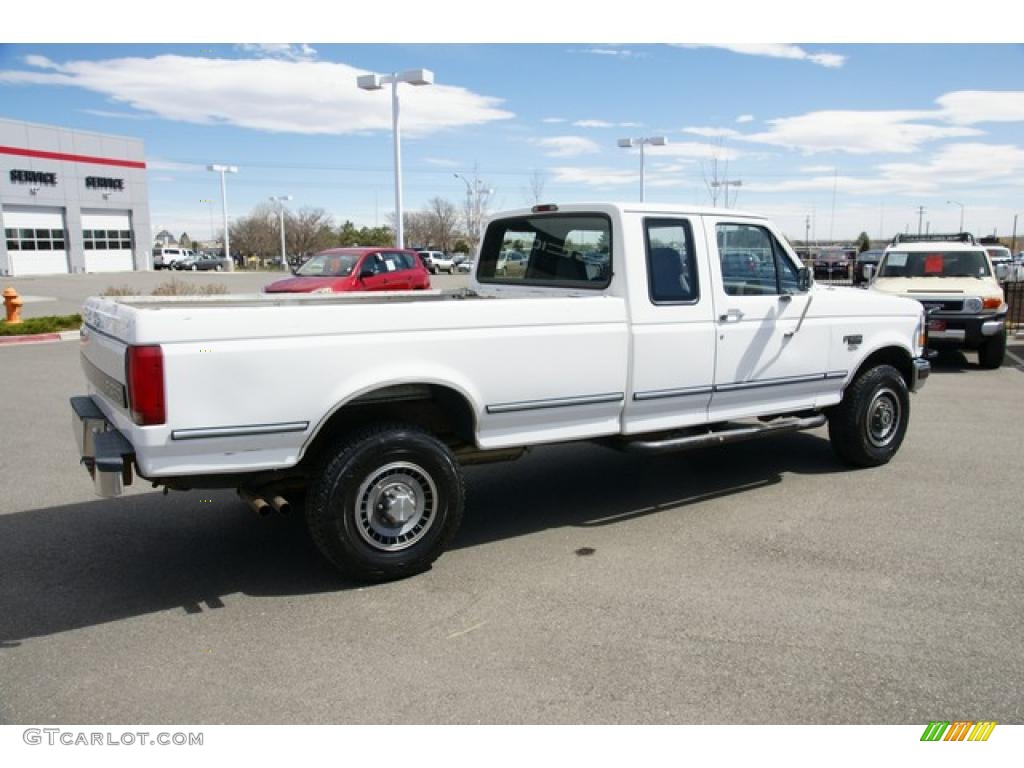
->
[977, 331, 1006, 369]
[828, 364, 910, 467]
[307, 423, 465, 581]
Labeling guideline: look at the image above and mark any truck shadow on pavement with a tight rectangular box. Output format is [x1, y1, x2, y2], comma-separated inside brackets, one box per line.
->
[0, 432, 848, 643]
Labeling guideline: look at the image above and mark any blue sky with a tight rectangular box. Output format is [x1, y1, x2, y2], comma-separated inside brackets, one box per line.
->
[1, 43, 1022, 242]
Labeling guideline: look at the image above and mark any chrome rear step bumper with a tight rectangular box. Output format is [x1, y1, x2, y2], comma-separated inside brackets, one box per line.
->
[71, 395, 135, 497]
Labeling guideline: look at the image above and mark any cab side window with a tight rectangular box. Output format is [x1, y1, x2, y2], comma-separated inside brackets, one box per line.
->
[717, 223, 798, 296]
[644, 218, 698, 304]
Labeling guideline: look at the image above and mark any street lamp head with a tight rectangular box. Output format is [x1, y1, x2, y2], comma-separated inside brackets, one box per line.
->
[649, 136, 668, 146]
[617, 138, 635, 148]
[356, 73, 383, 91]
[208, 164, 238, 174]
[398, 68, 434, 86]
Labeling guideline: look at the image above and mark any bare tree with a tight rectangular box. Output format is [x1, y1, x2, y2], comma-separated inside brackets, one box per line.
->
[285, 207, 335, 259]
[522, 169, 547, 206]
[457, 166, 494, 251]
[230, 203, 277, 265]
[424, 197, 460, 252]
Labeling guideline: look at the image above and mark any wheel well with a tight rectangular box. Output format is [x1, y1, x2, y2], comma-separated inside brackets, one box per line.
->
[852, 346, 913, 389]
[301, 384, 477, 467]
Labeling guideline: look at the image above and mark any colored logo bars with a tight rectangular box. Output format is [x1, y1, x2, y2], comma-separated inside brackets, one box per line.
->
[920, 721, 997, 741]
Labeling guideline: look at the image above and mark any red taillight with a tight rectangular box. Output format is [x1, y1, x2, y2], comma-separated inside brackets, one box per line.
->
[126, 345, 165, 425]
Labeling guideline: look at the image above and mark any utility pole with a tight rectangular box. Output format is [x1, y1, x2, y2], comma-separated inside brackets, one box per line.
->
[711, 179, 742, 208]
[829, 168, 838, 242]
[805, 214, 811, 247]
[1012, 213, 1018, 253]
[917, 206, 926, 236]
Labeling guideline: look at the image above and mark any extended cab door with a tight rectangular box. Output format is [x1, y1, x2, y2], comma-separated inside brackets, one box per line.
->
[622, 215, 717, 434]
[706, 218, 830, 421]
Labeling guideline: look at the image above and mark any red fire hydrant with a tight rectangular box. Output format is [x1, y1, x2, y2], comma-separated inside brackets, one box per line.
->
[3, 287, 23, 324]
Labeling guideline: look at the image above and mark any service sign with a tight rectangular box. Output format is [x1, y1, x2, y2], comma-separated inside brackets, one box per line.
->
[9, 169, 57, 185]
[85, 176, 125, 190]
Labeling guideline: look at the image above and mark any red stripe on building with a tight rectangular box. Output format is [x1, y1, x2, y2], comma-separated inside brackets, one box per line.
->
[0, 145, 146, 169]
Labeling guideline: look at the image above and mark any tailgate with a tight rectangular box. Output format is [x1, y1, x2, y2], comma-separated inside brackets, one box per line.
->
[80, 298, 132, 416]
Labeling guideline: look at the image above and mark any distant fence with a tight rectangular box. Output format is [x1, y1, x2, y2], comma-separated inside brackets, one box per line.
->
[1003, 279, 1024, 331]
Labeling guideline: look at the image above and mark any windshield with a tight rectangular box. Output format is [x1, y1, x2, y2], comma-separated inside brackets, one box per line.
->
[985, 247, 1011, 262]
[296, 252, 360, 277]
[878, 250, 991, 278]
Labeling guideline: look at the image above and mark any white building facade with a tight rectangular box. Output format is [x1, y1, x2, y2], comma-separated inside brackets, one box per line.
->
[0, 118, 152, 276]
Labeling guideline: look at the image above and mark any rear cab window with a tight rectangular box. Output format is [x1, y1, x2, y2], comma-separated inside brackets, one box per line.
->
[477, 213, 612, 289]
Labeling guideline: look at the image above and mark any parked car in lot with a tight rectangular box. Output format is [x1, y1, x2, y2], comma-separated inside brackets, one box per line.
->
[173, 251, 231, 271]
[415, 250, 447, 274]
[870, 232, 1007, 368]
[154, 246, 190, 270]
[72, 203, 928, 581]
[455, 258, 474, 274]
[428, 252, 458, 273]
[853, 249, 883, 285]
[263, 247, 431, 294]
[495, 250, 527, 277]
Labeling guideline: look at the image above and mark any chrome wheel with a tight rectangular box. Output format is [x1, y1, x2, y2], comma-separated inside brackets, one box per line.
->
[867, 387, 901, 448]
[354, 461, 437, 552]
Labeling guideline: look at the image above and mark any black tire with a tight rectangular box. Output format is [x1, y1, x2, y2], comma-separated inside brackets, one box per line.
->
[307, 423, 465, 582]
[828, 364, 910, 467]
[977, 331, 1006, 369]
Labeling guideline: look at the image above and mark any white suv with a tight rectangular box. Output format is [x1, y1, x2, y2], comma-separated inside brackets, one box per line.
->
[154, 247, 191, 270]
[870, 233, 1007, 368]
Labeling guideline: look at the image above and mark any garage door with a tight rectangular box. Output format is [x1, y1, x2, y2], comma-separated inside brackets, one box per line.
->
[81, 211, 134, 273]
[2, 206, 69, 276]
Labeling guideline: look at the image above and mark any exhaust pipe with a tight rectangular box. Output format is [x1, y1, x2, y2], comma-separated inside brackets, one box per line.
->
[239, 488, 272, 517]
[269, 495, 291, 516]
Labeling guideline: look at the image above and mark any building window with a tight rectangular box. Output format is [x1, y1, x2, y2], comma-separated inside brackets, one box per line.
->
[83, 228, 132, 251]
[5, 227, 65, 252]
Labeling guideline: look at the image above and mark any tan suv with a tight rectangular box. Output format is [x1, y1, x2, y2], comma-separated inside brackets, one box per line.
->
[869, 233, 1007, 368]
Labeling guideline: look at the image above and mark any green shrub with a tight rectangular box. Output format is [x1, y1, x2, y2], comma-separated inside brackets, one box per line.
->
[0, 314, 82, 336]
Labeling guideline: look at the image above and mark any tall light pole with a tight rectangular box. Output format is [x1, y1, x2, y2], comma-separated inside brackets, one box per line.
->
[270, 195, 293, 270]
[454, 173, 493, 250]
[710, 179, 743, 209]
[616, 136, 667, 202]
[916, 205, 927, 236]
[947, 199, 965, 232]
[357, 68, 434, 249]
[207, 164, 238, 271]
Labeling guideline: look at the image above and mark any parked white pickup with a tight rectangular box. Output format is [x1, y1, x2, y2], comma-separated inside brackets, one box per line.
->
[72, 203, 930, 580]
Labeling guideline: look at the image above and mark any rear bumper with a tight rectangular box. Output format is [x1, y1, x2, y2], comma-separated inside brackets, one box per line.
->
[71, 395, 135, 498]
[911, 357, 931, 392]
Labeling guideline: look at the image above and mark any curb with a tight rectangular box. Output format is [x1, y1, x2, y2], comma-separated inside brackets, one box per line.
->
[0, 329, 80, 347]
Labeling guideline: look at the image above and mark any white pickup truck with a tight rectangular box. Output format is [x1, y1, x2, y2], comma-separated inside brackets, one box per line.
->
[72, 203, 930, 581]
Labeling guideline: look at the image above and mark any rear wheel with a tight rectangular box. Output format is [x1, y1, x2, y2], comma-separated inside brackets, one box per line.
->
[307, 423, 465, 581]
[977, 331, 1006, 369]
[828, 364, 910, 467]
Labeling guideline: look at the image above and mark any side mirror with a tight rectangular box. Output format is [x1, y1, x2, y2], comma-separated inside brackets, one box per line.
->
[797, 266, 812, 292]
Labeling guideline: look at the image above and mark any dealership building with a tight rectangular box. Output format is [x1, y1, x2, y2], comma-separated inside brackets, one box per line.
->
[0, 117, 152, 276]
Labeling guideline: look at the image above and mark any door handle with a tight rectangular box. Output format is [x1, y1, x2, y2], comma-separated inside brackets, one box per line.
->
[719, 309, 745, 323]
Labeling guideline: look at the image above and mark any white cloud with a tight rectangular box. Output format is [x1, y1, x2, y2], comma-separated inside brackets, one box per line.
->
[935, 90, 1024, 125]
[236, 44, 318, 62]
[541, 117, 567, 124]
[81, 109, 152, 120]
[679, 44, 845, 69]
[800, 165, 835, 173]
[24, 55, 58, 69]
[0, 54, 514, 137]
[736, 114, 755, 124]
[533, 136, 601, 157]
[682, 126, 740, 138]
[746, 143, 1024, 198]
[573, 119, 644, 129]
[146, 159, 205, 172]
[423, 157, 460, 168]
[549, 166, 636, 187]
[740, 110, 982, 154]
[656, 142, 741, 161]
[575, 48, 640, 58]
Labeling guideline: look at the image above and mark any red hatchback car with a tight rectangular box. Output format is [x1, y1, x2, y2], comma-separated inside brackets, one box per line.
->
[263, 247, 431, 294]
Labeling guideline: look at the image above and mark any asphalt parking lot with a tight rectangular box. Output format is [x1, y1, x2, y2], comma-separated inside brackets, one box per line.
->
[0, 284, 1022, 724]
